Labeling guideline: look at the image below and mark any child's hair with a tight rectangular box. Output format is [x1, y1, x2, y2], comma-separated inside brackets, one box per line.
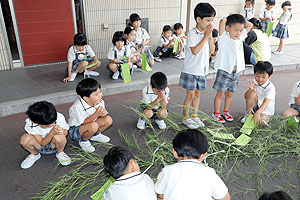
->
[112, 31, 126, 45]
[226, 14, 246, 27]
[249, 18, 263, 31]
[173, 23, 183, 31]
[26, 101, 57, 125]
[74, 33, 87, 46]
[150, 72, 168, 90]
[129, 13, 141, 23]
[265, 0, 276, 6]
[173, 129, 208, 159]
[258, 191, 293, 200]
[162, 25, 172, 33]
[245, 0, 255, 5]
[212, 29, 218, 38]
[76, 78, 101, 98]
[103, 146, 135, 179]
[124, 26, 135, 35]
[254, 61, 273, 76]
[281, 1, 291, 8]
[194, 2, 216, 20]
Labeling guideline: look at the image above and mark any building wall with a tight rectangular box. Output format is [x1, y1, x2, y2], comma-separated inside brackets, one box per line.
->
[0, 5, 11, 70]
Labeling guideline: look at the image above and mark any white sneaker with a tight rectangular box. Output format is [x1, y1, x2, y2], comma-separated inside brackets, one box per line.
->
[182, 118, 199, 129]
[241, 114, 249, 124]
[272, 50, 283, 55]
[155, 119, 166, 129]
[21, 153, 41, 169]
[79, 140, 95, 153]
[154, 57, 162, 62]
[86, 70, 99, 76]
[90, 133, 110, 143]
[133, 64, 138, 69]
[69, 73, 77, 81]
[112, 71, 120, 80]
[192, 117, 205, 128]
[56, 152, 71, 166]
[137, 117, 146, 130]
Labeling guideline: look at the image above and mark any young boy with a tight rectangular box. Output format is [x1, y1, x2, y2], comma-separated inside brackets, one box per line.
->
[179, 2, 216, 129]
[242, 61, 276, 124]
[212, 14, 253, 123]
[259, 0, 276, 32]
[155, 129, 230, 200]
[283, 81, 300, 117]
[103, 146, 156, 200]
[20, 101, 71, 169]
[153, 25, 176, 62]
[137, 72, 170, 130]
[68, 78, 112, 152]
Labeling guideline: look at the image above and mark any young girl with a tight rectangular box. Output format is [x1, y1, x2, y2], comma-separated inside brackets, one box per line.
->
[259, 0, 275, 32]
[107, 31, 132, 80]
[64, 33, 101, 82]
[172, 23, 187, 60]
[129, 13, 155, 66]
[240, 0, 255, 21]
[124, 26, 143, 68]
[272, 1, 292, 55]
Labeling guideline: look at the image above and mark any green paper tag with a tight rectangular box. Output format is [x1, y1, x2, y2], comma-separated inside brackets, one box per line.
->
[240, 114, 255, 135]
[288, 117, 298, 129]
[141, 53, 152, 71]
[85, 62, 98, 69]
[233, 134, 252, 146]
[121, 63, 131, 83]
[90, 177, 115, 200]
[173, 39, 179, 53]
[206, 128, 235, 140]
[266, 21, 274, 37]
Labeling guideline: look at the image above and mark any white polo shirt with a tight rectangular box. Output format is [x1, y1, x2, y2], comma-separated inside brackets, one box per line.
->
[253, 79, 276, 115]
[288, 81, 300, 106]
[24, 112, 69, 138]
[135, 27, 150, 45]
[279, 10, 292, 25]
[142, 85, 170, 109]
[157, 35, 173, 50]
[155, 160, 228, 200]
[107, 45, 131, 60]
[215, 29, 247, 73]
[183, 28, 210, 76]
[259, 8, 275, 20]
[103, 172, 156, 200]
[127, 40, 137, 55]
[68, 97, 106, 127]
[67, 45, 95, 62]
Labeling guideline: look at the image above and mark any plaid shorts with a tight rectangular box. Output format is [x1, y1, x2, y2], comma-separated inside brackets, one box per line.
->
[179, 72, 206, 90]
[69, 126, 82, 141]
[140, 45, 154, 62]
[290, 103, 300, 116]
[213, 69, 240, 92]
[35, 143, 57, 155]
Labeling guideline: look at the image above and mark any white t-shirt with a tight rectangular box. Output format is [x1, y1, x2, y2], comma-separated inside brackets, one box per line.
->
[155, 160, 228, 200]
[24, 112, 69, 138]
[253, 79, 276, 115]
[259, 8, 275, 20]
[68, 97, 106, 127]
[279, 10, 292, 25]
[288, 81, 300, 106]
[67, 45, 95, 62]
[135, 27, 150, 45]
[215, 29, 247, 73]
[107, 45, 131, 61]
[157, 35, 173, 50]
[142, 85, 170, 109]
[183, 28, 210, 76]
[240, 7, 255, 21]
[103, 172, 156, 200]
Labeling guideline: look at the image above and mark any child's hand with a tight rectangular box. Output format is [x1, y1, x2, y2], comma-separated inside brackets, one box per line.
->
[252, 113, 261, 124]
[272, 17, 275, 21]
[114, 59, 120, 63]
[96, 106, 107, 117]
[204, 24, 213, 38]
[53, 125, 64, 135]
[158, 91, 166, 100]
[63, 76, 71, 83]
[248, 81, 257, 90]
[172, 38, 176, 42]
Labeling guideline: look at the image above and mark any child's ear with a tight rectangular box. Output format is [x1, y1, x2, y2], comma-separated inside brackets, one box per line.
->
[82, 96, 89, 102]
[199, 152, 207, 162]
[172, 148, 178, 159]
[225, 25, 230, 32]
[129, 159, 140, 172]
[196, 17, 201, 23]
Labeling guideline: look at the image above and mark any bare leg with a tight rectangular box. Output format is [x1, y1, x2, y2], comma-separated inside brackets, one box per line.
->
[183, 90, 195, 117]
[245, 91, 258, 113]
[74, 61, 89, 73]
[51, 134, 67, 153]
[283, 108, 299, 117]
[224, 91, 233, 112]
[79, 122, 99, 140]
[95, 115, 113, 133]
[20, 134, 41, 154]
[277, 39, 284, 52]
[191, 90, 201, 115]
[214, 91, 225, 113]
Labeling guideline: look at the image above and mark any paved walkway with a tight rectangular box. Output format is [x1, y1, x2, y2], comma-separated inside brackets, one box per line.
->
[0, 44, 300, 117]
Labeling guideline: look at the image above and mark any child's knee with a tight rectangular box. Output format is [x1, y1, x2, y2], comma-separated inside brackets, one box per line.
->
[109, 63, 118, 72]
[96, 60, 101, 67]
[20, 134, 34, 146]
[143, 109, 153, 119]
[158, 108, 168, 119]
[216, 91, 225, 98]
[52, 134, 67, 144]
[148, 60, 155, 66]
[89, 122, 99, 133]
[225, 91, 233, 98]
[104, 115, 113, 126]
[245, 90, 257, 100]
[81, 60, 89, 66]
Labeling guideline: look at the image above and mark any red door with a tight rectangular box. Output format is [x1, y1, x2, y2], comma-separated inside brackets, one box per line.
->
[13, 0, 74, 65]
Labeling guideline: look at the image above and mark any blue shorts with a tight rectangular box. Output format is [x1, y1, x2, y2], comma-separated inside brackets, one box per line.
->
[213, 69, 240, 93]
[66, 58, 94, 73]
[69, 126, 82, 141]
[290, 103, 300, 116]
[35, 143, 57, 155]
[179, 72, 206, 90]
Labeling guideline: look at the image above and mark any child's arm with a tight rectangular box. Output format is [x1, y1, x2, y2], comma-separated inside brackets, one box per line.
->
[33, 125, 64, 146]
[157, 194, 164, 200]
[141, 38, 150, 47]
[190, 24, 212, 55]
[253, 98, 271, 124]
[244, 21, 253, 33]
[162, 38, 176, 49]
[294, 95, 300, 105]
[244, 81, 257, 99]
[159, 91, 167, 109]
[110, 59, 120, 64]
[82, 106, 107, 125]
[219, 18, 226, 36]
[63, 62, 73, 83]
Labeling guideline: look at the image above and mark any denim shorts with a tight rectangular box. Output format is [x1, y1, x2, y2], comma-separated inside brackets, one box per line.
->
[179, 72, 206, 90]
[69, 126, 82, 141]
[290, 103, 300, 116]
[213, 69, 240, 92]
[66, 58, 94, 73]
[35, 143, 57, 155]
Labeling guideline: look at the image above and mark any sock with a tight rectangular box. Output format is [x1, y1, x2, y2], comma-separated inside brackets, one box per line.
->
[183, 116, 190, 120]
[34, 152, 40, 156]
[192, 114, 198, 118]
[80, 139, 88, 142]
[214, 112, 220, 115]
[223, 110, 229, 114]
[93, 133, 99, 136]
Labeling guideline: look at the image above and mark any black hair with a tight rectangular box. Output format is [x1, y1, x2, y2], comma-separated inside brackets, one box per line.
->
[212, 28, 218, 37]
[162, 25, 172, 33]
[173, 23, 183, 31]
[112, 31, 126, 46]
[76, 78, 101, 98]
[254, 61, 273, 76]
[258, 191, 293, 200]
[194, 2, 216, 20]
[129, 13, 141, 23]
[173, 129, 208, 159]
[249, 18, 263, 31]
[245, 0, 255, 5]
[124, 26, 135, 35]
[226, 14, 246, 27]
[265, 0, 276, 6]
[282, 1, 291, 8]
[150, 72, 167, 90]
[103, 146, 135, 179]
[26, 101, 57, 125]
[74, 33, 87, 46]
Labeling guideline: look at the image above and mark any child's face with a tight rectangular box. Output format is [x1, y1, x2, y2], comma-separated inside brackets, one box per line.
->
[174, 28, 184, 36]
[226, 23, 245, 40]
[254, 72, 270, 86]
[163, 30, 173, 40]
[115, 40, 124, 50]
[266, 4, 274, 10]
[152, 88, 165, 95]
[245, 1, 253, 8]
[126, 30, 136, 42]
[196, 16, 214, 31]
[86, 88, 103, 105]
[75, 45, 85, 51]
[131, 20, 141, 29]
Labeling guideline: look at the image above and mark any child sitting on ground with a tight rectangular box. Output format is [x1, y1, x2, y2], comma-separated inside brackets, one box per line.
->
[283, 81, 300, 117]
[242, 61, 276, 124]
[258, 191, 293, 200]
[20, 101, 71, 169]
[137, 72, 170, 130]
[107, 31, 132, 80]
[172, 23, 187, 60]
[155, 129, 230, 200]
[63, 33, 101, 82]
[240, 0, 255, 21]
[153, 25, 176, 62]
[68, 78, 112, 152]
[103, 146, 156, 200]
[124, 26, 143, 68]
[259, 0, 276, 32]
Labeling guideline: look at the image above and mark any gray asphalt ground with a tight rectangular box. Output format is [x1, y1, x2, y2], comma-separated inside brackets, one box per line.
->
[0, 70, 299, 200]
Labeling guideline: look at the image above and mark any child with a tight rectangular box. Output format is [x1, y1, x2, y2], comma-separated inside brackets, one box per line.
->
[272, 1, 292, 55]
[242, 61, 276, 124]
[212, 14, 253, 123]
[283, 81, 300, 117]
[137, 72, 170, 130]
[210, 28, 218, 63]
[259, 0, 276, 32]
[68, 78, 112, 152]
[155, 129, 230, 200]
[63, 33, 101, 82]
[179, 2, 216, 129]
[153, 25, 176, 62]
[240, 0, 255, 21]
[20, 101, 71, 169]
[258, 191, 293, 200]
[124, 26, 143, 68]
[107, 31, 132, 80]
[103, 146, 156, 200]
[172, 23, 187, 60]
[129, 13, 155, 66]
